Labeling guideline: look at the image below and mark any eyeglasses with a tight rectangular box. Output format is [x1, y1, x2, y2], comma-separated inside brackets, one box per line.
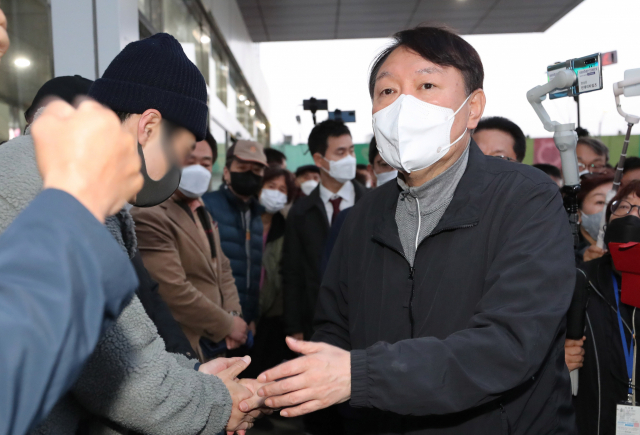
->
[611, 200, 640, 216]
[578, 163, 607, 174]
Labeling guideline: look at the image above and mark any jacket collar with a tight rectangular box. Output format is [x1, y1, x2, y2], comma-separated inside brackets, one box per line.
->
[372, 141, 485, 255]
[221, 184, 264, 215]
[299, 180, 367, 229]
[163, 195, 215, 270]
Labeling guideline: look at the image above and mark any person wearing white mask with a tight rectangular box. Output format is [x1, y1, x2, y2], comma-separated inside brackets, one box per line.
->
[281, 119, 368, 434]
[294, 164, 321, 197]
[252, 26, 577, 435]
[133, 132, 249, 362]
[367, 136, 398, 188]
[243, 168, 297, 380]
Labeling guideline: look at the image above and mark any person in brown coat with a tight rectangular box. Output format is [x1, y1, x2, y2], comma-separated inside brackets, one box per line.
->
[133, 134, 249, 362]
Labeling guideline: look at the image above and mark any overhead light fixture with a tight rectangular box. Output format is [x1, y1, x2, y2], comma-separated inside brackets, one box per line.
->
[200, 35, 211, 44]
[250, 109, 256, 116]
[238, 94, 246, 101]
[258, 123, 266, 131]
[244, 100, 251, 106]
[14, 58, 31, 68]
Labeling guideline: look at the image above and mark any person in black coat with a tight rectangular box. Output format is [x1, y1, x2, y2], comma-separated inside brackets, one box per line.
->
[282, 121, 368, 342]
[568, 180, 640, 435]
[254, 27, 576, 435]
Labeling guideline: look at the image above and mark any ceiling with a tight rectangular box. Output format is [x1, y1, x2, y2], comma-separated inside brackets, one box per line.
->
[236, 0, 582, 42]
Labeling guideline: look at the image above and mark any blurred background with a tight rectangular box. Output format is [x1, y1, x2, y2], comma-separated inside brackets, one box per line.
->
[1, 0, 638, 177]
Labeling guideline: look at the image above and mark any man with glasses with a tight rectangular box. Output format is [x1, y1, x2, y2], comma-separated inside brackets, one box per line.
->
[577, 137, 609, 175]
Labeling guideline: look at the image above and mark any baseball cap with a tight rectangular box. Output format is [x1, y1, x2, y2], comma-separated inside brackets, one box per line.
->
[226, 140, 268, 167]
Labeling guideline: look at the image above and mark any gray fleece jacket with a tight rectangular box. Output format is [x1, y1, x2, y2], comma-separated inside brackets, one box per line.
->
[0, 134, 232, 435]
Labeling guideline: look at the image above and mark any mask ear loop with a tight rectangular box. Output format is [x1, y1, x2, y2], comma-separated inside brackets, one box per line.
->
[434, 94, 474, 158]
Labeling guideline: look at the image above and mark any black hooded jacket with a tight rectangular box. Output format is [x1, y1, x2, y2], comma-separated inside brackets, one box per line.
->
[313, 142, 577, 434]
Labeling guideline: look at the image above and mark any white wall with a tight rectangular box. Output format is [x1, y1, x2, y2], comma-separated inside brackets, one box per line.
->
[202, 0, 271, 120]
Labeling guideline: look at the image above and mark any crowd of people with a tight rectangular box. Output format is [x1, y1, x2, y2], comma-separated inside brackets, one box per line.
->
[3, 6, 640, 435]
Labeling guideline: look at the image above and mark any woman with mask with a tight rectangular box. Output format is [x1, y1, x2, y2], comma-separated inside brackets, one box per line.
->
[577, 170, 615, 264]
[567, 180, 640, 435]
[245, 168, 297, 379]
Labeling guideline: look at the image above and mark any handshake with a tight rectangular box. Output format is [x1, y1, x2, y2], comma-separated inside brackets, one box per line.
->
[199, 337, 353, 434]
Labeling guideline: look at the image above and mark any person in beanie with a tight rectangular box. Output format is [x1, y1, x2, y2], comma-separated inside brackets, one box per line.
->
[24, 75, 93, 125]
[203, 141, 268, 337]
[0, 33, 266, 435]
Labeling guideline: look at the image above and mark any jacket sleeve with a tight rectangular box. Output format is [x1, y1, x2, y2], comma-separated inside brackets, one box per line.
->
[0, 189, 137, 435]
[134, 209, 234, 342]
[72, 296, 232, 435]
[330, 183, 574, 416]
[215, 226, 242, 314]
[282, 207, 306, 335]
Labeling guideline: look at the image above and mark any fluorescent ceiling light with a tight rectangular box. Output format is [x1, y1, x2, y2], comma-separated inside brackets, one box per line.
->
[200, 35, 211, 44]
[14, 58, 31, 68]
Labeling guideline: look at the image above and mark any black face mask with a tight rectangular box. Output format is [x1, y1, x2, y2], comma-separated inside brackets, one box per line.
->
[604, 215, 640, 247]
[230, 170, 263, 197]
[132, 141, 182, 208]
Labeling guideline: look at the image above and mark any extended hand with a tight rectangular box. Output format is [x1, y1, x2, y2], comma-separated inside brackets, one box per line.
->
[215, 357, 256, 433]
[31, 100, 142, 222]
[565, 336, 585, 372]
[257, 337, 351, 417]
[199, 357, 246, 375]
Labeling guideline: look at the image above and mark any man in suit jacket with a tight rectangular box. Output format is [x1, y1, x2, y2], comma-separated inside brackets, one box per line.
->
[282, 120, 367, 341]
[133, 138, 248, 362]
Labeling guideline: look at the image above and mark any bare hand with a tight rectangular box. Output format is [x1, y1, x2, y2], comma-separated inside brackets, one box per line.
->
[0, 9, 9, 60]
[249, 321, 257, 337]
[257, 337, 351, 417]
[238, 378, 274, 413]
[199, 357, 245, 375]
[216, 356, 256, 433]
[565, 336, 586, 372]
[227, 316, 248, 347]
[31, 100, 142, 223]
[584, 245, 606, 262]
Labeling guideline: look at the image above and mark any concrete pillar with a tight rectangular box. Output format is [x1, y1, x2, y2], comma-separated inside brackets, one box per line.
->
[50, 0, 138, 80]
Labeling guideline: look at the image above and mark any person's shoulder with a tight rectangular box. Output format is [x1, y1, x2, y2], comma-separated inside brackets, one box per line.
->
[288, 191, 318, 216]
[131, 203, 171, 227]
[483, 156, 559, 195]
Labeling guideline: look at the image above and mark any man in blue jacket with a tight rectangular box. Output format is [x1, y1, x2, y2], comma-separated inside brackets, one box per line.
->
[203, 141, 268, 333]
[0, 100, 142, 435]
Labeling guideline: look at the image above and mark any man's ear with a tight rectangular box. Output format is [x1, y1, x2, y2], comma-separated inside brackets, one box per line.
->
[466, 89, 486, 130]
[137, 109, 163, 147]
[313, 152, 326, 169]
[222, 166, 230, 184]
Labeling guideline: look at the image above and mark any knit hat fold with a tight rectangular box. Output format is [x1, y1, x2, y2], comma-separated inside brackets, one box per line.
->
[89, 33, 208, 141]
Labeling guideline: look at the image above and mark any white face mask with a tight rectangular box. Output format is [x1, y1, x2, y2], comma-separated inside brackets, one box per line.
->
[375, 169, 398, 186]
[178, 164, 212, 199]
[372, 94, 471, 173]
[260, 188, 288, 214]
[300, 180, 318, 196]
[322, 154, 356, 184]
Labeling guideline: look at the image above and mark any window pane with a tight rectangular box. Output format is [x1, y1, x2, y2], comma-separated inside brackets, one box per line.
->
[0, 0, 53, 140]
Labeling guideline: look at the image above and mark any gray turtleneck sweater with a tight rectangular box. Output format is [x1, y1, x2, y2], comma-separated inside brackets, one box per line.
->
[396, 144, 470, 266]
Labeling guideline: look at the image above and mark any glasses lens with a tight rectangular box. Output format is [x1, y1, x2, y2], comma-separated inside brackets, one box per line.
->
[578, 163, 586, 170]
[612, 200, 632, 216]
[589, 165, 607, 174]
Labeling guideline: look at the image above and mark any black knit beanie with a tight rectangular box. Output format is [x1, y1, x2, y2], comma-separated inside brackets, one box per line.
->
[89, 33, 208, 141]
